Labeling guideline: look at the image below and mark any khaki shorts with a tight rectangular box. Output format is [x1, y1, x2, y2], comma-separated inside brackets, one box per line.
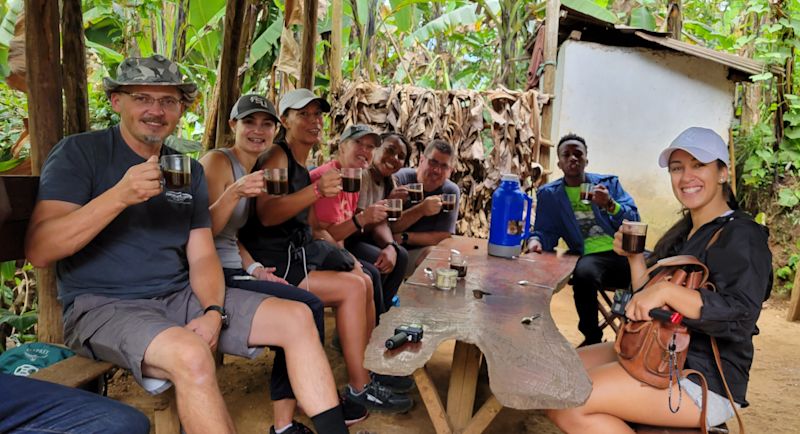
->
[63, 286, 270, 386]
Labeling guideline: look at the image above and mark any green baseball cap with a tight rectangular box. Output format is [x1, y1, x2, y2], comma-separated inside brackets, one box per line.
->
[103, 54, 198, 103]
[340, 124, 379, 145]
[278, 88, 331, 117]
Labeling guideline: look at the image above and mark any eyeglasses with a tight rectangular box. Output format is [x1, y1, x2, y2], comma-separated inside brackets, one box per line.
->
[118, 91, 183, 111]
[425, 157, 451, 171]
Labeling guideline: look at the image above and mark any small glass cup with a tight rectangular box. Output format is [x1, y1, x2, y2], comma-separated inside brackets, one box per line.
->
[160, 155, 191, 190]
[342, 167, 362, 193]
[441, 193, 457, 213]
[621, 221, 648, 254]
[579, 183, 594, 205]
[407, 183, 424, 203]
[386, 198, 403, 222]
[449, 249, 467, 278]
[435, 268, 458, 290]
[264, 168, 289, 195]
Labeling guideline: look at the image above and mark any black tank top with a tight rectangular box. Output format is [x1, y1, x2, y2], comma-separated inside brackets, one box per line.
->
[239, 139, 313, 255]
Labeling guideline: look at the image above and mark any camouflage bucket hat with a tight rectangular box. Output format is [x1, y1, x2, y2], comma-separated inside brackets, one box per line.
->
[103, 54, 198, 103]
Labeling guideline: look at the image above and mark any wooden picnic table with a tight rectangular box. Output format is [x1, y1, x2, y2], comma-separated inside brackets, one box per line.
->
[364, 236, 590, 434]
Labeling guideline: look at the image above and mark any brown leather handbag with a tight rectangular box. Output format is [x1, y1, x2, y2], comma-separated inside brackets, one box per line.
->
[614, 255, 710, 390]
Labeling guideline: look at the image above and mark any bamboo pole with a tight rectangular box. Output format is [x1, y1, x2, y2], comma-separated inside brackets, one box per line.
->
[539, 0, 561, 183]
[300, 0, 319, 89]
[62, 0, 89, 136]
[25, 0, 63, 344]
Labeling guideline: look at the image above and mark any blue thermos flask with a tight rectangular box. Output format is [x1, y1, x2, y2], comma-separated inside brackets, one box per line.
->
[488, 174, 533, 258]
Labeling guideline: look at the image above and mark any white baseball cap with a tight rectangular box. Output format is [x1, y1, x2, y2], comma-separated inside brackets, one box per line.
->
[658, 127, 730, 168]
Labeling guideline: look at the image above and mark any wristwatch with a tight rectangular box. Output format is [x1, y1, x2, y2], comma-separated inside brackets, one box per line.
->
[400, 232, 409, 246]
[389, 240, 402, 252]
[204, 305, 229, 329]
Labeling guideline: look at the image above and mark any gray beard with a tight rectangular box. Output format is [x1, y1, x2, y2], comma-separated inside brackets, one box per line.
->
[142, 134, 163, 144]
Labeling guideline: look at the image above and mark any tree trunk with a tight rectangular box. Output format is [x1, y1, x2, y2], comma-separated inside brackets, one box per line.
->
[25, 0, 63, 344]
[212, 0, 248, 149]
[330, 0, 343, 91]
[300, 0, 319, 89]
[61, 0, 89, 136]
[172, 0, 190, 61]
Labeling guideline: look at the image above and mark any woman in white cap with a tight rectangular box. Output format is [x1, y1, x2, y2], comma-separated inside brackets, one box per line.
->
[547, 127, 772, 433]
[239, 89, 414, 422]
[200, 94, 327, 434]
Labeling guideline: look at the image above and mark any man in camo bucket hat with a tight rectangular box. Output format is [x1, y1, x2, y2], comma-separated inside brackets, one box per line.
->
[27, 55, 353, 433]
[103, 54, 198, 103]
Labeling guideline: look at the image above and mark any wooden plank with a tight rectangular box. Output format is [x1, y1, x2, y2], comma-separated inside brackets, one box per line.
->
[413, 367, 453, 434]
[446, 341, 482, 431]
[787, 269, 800, 322]
[300, 0, 319, 89]
[61, 0, 90, 136]
[30, 355, 114, 388]
[462, 395, 503, 434]
[539, 0, 561, 183]
[153, 388, 181, 434]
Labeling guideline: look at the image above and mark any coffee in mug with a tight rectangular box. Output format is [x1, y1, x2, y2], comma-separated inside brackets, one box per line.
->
[387, 198, 403, 222]
[579, 183, 593, 205]
[621, 221, 648, 254]
[342, 168, 362, 193]
[264, 168, 289, 195]
[408, 183, 423, 203]
[442, 193, 457, 213]
[160, 155, 191, 190]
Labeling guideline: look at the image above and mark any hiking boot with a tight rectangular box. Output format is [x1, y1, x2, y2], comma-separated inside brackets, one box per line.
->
[340, 394, 368, 426]
[269, 421, 314, 434]
[344, 381, 414, 414]
[370, 372, 415, 393]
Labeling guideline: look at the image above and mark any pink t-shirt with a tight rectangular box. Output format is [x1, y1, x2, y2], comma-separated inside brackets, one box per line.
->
[309, 160, 359, 224]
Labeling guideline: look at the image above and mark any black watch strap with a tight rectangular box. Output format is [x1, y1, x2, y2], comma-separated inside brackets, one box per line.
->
[204, 305, 229, 329]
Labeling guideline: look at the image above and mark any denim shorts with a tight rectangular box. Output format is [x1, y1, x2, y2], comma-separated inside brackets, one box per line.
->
[679, 377, 740, 427]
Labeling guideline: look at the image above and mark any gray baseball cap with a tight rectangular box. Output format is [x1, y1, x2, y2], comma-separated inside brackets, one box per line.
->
[278, 89, 331, 116]
[658, 127, 730, 168]
[230, 94, 280, 122]
[340, 124, 379, 144]
[103, 54, 198, 103]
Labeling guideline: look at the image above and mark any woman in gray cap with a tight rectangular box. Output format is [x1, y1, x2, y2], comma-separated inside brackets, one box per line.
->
[548, 127, 771, 433]
[200, 94, 327, 434]
[239, 89, 414, 423]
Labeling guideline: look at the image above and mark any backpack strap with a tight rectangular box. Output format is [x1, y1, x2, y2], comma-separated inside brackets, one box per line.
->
[711, 337, 745, 434]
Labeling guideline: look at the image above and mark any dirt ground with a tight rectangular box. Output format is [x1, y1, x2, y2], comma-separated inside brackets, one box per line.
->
[110, 286, 800, 434]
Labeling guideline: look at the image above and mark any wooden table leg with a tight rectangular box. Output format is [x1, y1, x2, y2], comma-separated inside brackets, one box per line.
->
[462, 395, 502, 434]
[446, 341, 482, 431]
[414, 367, 453, 434]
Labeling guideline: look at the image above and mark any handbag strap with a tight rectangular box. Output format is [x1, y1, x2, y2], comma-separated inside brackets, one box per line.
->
[682, 369, 708, 434]
[711, 337, 745, 434]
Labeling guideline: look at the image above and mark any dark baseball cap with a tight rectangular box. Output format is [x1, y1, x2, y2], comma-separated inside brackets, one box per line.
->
[278, 89, 331, 117]
[230, 94, 280, 122]
[103, 54, 198, 102]
[340, 124, 379, 144]
[658, 127, 730, 168]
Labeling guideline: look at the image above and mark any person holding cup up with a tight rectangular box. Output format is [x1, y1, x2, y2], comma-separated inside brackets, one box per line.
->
[524, 133, 640, 347]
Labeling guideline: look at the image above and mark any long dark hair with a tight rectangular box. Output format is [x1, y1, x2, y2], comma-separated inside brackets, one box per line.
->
[649, 161, 739, 264]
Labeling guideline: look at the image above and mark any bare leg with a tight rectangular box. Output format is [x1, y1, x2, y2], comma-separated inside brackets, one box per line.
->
[547, 361, 702, 434]
[273, 399, 296, 429]
[577, 341, 617, 370]
[352, 261, 377, 333]
[142, 327, 234, 434]
[299, 270, 372, 388]
[247, 297, 340, 417]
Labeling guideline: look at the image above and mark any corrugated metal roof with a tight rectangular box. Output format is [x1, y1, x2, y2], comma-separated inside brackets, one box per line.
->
[634, 31, 783, 77]
[557, 5, 783, 80]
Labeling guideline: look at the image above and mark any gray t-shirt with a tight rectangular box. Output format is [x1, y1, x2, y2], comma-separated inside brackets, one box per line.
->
[37, 126, 211, 308]
[394, 168, 459, 233]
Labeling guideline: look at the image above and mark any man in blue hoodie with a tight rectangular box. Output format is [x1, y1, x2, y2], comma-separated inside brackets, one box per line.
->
[526, 134, 639, 347]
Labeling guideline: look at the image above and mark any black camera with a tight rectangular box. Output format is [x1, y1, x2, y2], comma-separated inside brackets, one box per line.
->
[611, 289, 633, 317]
[385, 324, 424, 349]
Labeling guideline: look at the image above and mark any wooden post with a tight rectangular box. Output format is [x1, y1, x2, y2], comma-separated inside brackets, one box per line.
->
[300, 0, 318, 89]
[446, 341, 482, 431]
[413, 367, 453, 434]
[25, 0, 63, 344]
[539, 0, 561, 183]
[788, 270, 800, 322]
[61, 0, 89, 136]
[330, 0, 343, 92]
[212, 0, 247, 149]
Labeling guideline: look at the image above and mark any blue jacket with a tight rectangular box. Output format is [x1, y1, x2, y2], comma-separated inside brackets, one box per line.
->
[531, 172, 639, 255]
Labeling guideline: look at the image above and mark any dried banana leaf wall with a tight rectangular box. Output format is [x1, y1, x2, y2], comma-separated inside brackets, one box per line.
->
[328, 81, 547, 239]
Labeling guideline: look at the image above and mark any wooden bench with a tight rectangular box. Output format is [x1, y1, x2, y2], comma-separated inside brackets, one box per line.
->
[0, 175, 179, 434]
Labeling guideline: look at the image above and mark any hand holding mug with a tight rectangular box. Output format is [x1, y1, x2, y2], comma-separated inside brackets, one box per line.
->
[232, 170, 265, 198]
[592, 184, 612, 208]
[362, 200, 388, 225]
[420, 195, 442, 216]
[116, 155, 162, 206]
[317, 169, 342, 197]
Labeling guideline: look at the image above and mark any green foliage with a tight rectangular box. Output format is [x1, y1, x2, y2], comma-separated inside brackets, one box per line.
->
[0, 260, 37, 350]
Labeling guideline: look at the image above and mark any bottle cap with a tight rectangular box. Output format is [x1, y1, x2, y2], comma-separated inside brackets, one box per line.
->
[501, 173, 519, 182]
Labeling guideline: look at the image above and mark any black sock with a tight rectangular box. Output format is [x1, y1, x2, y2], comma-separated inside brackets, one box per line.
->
[310, 405, 348, 434]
